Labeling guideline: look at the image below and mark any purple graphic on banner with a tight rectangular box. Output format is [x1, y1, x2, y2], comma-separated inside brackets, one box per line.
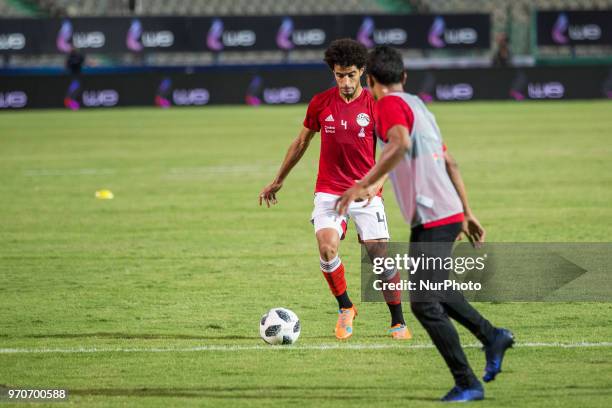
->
[64, 79, 80, 110]
[357, 17, 375, 48]
[155, 78, 172, 108]
[56, 19, 104, 52]
[245, 75, 263, 106]
[127, 19, 143, 51]
[428, 17, 446, 48]
[418, 73, 435, 103]
[509, 89, 525, 101]
[509, 71, 527, 100]
[57, 20, 73, 53]
[418, 93, 433, 103]
[552, 13, 569, 44]
[277, 17, 294, 50]
[207, 19, 224, 51]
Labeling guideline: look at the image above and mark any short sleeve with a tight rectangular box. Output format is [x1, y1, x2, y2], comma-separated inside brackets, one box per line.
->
[375, 96, 414, 143]
[303, 96, 321, 132]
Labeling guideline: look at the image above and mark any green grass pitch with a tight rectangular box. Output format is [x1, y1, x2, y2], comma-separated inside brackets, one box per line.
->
[1, 101, 611, 407]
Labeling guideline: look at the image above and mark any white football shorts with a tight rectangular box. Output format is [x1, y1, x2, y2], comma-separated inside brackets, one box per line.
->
[310, 192, 390, 241]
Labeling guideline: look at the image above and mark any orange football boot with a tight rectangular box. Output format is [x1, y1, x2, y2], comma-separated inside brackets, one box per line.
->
[389, 324, 412, 340]
[335, 306, 357, 340]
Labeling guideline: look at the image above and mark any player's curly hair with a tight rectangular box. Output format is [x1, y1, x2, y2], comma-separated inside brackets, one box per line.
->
[366, 45, 405, 85]
[324, 38, 368, 70]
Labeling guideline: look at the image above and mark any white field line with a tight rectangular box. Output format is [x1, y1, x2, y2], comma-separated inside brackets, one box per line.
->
[1, 342, 611, 354]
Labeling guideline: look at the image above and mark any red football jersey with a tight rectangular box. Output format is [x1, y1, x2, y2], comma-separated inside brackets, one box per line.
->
[303, 87, 377, 195]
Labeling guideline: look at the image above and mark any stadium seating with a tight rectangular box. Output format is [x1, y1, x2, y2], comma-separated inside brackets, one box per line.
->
[0, 0, 32, 16]
[20, 0, 387, 16]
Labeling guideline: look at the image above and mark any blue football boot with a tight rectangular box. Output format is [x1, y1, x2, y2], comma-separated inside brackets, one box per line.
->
[483, 328, 514, 382]
[441, 383, 485, 402]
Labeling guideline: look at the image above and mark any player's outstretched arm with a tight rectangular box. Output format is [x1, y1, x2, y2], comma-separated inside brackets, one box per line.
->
[444, 150, 486, 246]
[335, 125, 410, 215]
[259, 127, 316, 207]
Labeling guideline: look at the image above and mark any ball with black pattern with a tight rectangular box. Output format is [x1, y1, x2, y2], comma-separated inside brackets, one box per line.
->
[259, 307, 301, 345]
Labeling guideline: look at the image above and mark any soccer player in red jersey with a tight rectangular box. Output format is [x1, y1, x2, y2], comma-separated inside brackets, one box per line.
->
[336, 46, 514, 402]
[259, 39, 410, 340]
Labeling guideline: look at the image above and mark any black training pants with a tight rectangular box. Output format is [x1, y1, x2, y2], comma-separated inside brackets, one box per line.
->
[409, 222, 496, 387]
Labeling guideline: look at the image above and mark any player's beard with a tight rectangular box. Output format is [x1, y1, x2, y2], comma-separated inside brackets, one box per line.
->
[341, 85, 359, 100]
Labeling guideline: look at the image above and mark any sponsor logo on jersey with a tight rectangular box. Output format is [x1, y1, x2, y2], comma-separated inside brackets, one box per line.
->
[356, 113, 370, 127]
[325, 114, 334, 122]
[324, 125, 335, 134]
[358, 127, 366, 138]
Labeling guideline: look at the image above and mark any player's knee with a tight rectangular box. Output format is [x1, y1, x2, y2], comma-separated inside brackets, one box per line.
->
[364, 240, 388, 260]
[410, 301, 443, 320]
[318, 243, 338, 261]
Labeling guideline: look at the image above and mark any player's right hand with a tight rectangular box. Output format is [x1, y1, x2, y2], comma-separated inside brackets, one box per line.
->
[353, 178, 383, 208]
[457, 213, 486, 248]
[358, 184, 380, 207]
[335, 181, 368, 216]
[259, 181, 283, 207]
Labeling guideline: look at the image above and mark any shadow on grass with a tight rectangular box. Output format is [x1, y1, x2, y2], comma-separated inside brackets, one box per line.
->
[12, 332, 393, 341]
[17, 333, 256, 340]
[66, 385, 441, 402]
[64, 384, 612, 402]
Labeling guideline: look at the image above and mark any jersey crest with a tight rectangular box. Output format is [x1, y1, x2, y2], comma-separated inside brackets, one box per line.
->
[356, 113, 370, 127]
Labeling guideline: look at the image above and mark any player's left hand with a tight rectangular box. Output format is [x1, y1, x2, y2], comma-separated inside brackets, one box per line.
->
[335, 182, 368, 215]
[457, 213, 486, 248]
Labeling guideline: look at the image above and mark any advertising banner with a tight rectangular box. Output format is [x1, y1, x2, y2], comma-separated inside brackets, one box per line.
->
[341, 14, 489, 50]
[1, 65, 611, 110]
[0, 14, 490, 54]
[537, 10, 612, 46]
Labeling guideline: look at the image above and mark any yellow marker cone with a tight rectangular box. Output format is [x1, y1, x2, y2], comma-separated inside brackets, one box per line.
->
[95, 189, 114, 199]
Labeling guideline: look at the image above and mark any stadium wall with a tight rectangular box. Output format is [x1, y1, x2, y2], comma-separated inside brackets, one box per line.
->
[1, 65, 611, 110]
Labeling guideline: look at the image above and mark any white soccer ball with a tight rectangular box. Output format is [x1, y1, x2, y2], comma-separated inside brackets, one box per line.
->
[259, 307, 301, 345]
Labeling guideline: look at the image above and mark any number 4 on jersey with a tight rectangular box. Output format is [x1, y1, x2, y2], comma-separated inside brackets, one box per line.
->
[341, 120, 347, 129]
